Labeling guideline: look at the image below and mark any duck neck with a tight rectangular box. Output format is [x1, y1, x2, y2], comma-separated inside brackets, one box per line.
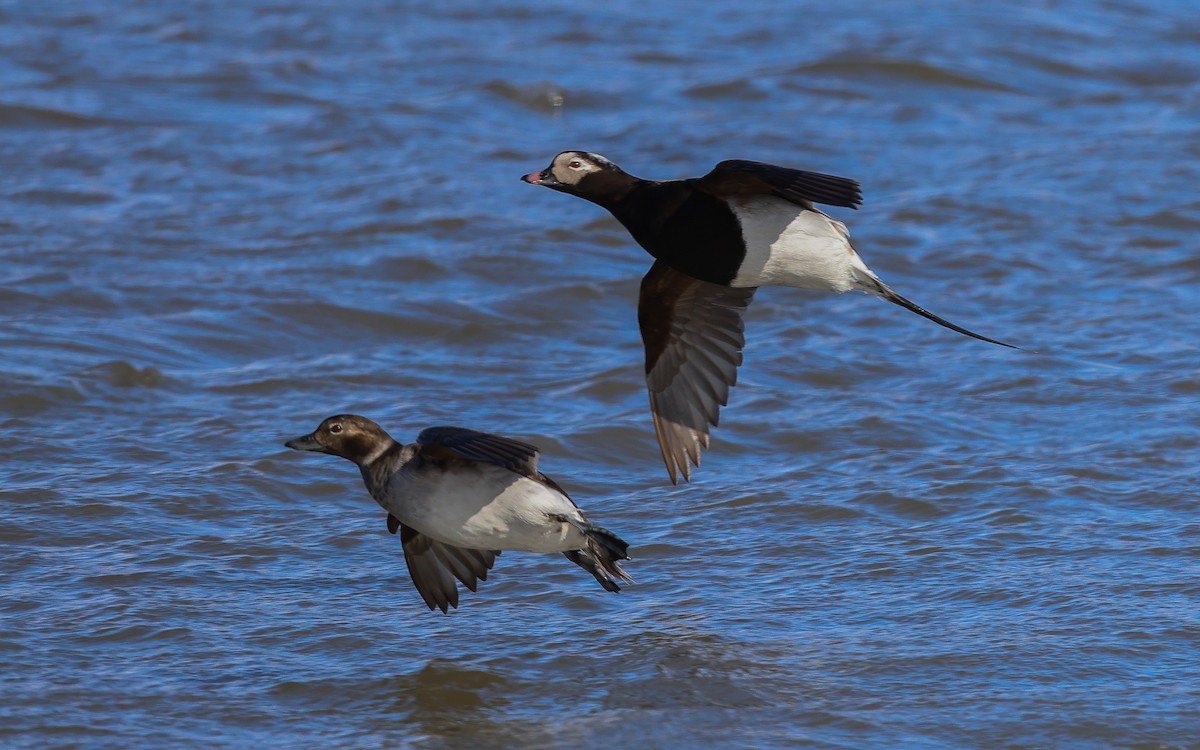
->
[357, 441, 410, 501]
[584, 175, 646, 211]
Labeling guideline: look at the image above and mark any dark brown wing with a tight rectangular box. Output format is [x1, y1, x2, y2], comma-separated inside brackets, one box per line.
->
[400, 525, 499, 614]
[638, 261, 756, 484]
[416, 426, 541, 479]
[695, 159, 862, 209]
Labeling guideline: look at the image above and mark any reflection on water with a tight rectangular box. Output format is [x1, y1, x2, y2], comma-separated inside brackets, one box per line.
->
[271, 625, 813, 747]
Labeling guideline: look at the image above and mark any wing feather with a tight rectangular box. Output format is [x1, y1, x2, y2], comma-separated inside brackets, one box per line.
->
[400, 525, 499, 613]
[416, 426, 541, 478]
[696, 159, 862, 209]
[638, 261, 755, 483]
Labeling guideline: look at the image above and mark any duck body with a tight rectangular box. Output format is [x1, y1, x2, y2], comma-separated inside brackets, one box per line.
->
[361, 443, 590, 554]
[611, 180, 870, 292]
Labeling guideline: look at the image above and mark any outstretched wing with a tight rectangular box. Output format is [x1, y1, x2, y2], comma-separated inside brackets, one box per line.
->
[696, 159, 862, 209]
[400, 525, 499, 614]
[638, 261, 756, 484]
[416, 426, 541, 479]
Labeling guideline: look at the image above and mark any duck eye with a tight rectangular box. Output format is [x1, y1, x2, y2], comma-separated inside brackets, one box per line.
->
[568, 160, 582, 169]
[329, 423, 343, 434]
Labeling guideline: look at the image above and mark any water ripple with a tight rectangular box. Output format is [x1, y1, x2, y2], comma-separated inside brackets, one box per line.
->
[1, 1, 1197, 748]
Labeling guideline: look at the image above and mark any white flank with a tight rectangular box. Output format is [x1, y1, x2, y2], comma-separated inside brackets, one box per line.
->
[382, 464, 588, 553]
[729, 197, 877, 291]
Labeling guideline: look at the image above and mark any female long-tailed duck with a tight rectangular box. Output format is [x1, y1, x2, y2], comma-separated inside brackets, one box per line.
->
[286, 415, 631, 612]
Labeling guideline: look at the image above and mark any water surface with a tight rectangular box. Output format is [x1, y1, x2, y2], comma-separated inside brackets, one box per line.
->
[1, 1, 1198, 747]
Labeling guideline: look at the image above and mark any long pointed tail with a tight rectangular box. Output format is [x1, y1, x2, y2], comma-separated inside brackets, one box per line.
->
[863, 276, 1019, 350]
[563, 525, 632, 593]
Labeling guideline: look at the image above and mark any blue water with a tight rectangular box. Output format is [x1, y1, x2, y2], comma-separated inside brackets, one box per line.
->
[2, 1, 1198, 747]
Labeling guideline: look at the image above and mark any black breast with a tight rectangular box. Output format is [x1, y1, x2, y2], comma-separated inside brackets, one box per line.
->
[611, 182, 745, 286]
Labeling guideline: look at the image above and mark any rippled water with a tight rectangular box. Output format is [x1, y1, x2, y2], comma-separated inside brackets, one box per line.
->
[2, 1, 1198, 747]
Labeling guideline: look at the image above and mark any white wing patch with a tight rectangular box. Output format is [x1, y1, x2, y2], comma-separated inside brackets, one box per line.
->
[729, 197, 873, 291]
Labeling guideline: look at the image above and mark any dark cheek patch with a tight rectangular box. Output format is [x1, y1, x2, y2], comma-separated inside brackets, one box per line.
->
[342, 434, 375, 461]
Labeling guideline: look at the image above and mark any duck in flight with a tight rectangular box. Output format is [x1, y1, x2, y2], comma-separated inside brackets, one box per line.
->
[286, 415, 631, 612]
[522, 151, 1017, 484]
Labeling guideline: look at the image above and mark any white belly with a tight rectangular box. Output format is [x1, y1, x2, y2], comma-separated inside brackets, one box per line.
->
[383, 464, 588, 553]
[729, 198, 874, 291]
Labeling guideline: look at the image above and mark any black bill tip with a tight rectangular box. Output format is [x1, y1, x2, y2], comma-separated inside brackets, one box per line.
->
[285, 434, 321, 451]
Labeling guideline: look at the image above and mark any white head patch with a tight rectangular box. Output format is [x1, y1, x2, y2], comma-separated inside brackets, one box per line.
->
[550, 151, 608, 185]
